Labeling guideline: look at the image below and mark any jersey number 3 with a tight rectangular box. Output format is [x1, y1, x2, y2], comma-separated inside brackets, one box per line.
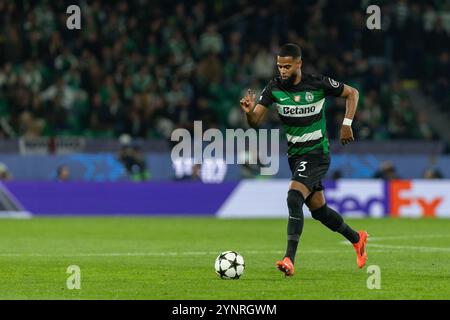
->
[297, 161, 308, 172]
[297, 161, 309, 178]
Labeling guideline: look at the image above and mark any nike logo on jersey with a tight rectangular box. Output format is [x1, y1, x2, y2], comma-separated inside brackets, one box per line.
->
[297, 169, 308, 178]
[280, 97, 290, 101]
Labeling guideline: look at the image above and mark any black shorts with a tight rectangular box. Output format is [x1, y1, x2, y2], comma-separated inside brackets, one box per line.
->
[288, 152, 330, 192]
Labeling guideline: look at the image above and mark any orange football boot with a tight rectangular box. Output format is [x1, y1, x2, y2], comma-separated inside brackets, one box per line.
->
[275, 257, 295, 277]
[353, 230, 368, 268]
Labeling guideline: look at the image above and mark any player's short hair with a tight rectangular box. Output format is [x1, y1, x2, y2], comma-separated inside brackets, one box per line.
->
[278, 43, 302, 60]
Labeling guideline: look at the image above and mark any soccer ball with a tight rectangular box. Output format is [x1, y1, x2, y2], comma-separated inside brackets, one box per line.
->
[214, 251, 245, 279]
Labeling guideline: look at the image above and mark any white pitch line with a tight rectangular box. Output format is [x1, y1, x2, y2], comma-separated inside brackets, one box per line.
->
[7, 235, 449, 258]
[367, 244, 450, 252]
[340, 234, 450, 245]
[0, 249, 391, 258]
[0, 251, 289, 257]
[368, 234, 450, 242]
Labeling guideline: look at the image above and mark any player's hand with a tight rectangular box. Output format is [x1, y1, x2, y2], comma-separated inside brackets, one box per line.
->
[240, 89, 256, 114]
[340, 125, 354, 145]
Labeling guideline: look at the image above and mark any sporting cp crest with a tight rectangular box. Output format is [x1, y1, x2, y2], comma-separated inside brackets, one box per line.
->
[305, 92, 314, 103]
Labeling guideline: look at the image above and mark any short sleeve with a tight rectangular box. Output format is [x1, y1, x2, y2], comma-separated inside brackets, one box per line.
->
[258, 82, 274, 108]
[321, 75, 344, 97]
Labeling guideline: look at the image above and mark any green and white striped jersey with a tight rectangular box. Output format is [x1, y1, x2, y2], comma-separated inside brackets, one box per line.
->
[259, 73, 344, 157]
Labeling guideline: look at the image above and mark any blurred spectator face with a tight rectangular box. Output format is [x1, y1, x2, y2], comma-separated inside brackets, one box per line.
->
[197, 98, 209, 110]
[379, 161, 398, 179]
[93, 94, 102, 107]
[423, 169, 435, 179]
[56, 77, 65, 89]
[57, 166, 70, 181]
[0, 163, 12, 181]
[439, 52, 449, 65]
[192, 164, 201, 180]
[277, 56, 301, 87]
[423, 168, 443, 179]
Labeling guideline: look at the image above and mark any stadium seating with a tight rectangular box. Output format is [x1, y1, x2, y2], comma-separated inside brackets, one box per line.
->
[0, 0, 448, 142]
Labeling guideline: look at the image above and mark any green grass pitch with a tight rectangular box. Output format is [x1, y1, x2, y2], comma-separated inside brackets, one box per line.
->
[0, 217, 449, 299]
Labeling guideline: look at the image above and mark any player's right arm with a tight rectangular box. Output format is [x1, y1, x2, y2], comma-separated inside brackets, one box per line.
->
[240, 89, 268, 128]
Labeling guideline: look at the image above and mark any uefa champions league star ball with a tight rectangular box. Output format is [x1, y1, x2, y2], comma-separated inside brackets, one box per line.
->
[214, 251, 245, 279]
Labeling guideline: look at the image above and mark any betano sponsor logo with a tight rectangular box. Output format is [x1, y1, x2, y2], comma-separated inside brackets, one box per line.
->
[282, 105, 316, 116]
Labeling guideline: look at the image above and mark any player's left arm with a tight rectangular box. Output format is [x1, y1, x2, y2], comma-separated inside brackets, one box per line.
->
[339, 84, 359, 145]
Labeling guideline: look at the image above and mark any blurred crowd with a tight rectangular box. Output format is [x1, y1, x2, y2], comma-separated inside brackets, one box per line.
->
[0, 0, 449, 142]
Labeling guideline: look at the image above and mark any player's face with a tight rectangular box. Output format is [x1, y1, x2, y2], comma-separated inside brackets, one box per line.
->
[277, 56, 301, 86]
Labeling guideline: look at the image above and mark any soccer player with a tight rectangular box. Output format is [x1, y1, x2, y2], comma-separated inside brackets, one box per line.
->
[240, 43, 368, 277]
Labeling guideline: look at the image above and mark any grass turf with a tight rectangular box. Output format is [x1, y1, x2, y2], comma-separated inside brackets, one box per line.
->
[0, 217, 449, 299]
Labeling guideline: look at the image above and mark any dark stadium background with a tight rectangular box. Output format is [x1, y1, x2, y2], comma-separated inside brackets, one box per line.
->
[1, 0, 449, 179]
[1, 0, 449, 211]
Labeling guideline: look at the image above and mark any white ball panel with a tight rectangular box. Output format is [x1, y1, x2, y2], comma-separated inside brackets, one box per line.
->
[224, 267, 237, 278]
[215, 258, 220, 272]
[235, 254, 244, 265]
[220, 259, 231, 270]
[236, 265, 244, 276]
[224, 252, 237, 261]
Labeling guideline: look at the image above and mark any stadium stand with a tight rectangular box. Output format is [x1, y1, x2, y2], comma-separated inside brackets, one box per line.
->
[0, 0, 448, 144]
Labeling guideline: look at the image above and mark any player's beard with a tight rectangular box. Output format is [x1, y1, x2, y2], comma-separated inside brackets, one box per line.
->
[280, 72, 297, 88]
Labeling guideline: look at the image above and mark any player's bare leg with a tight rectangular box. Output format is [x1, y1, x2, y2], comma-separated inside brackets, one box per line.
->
[276, 181, 311, 276]
[306, 191, 368, 268]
